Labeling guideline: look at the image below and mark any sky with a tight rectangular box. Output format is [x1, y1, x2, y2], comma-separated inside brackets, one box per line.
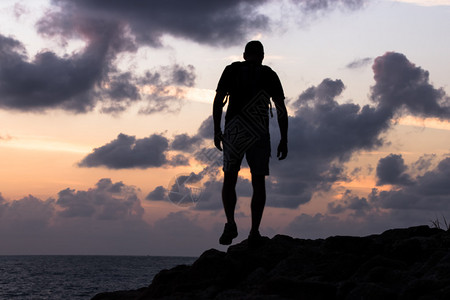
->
[0, 0, 449, 256]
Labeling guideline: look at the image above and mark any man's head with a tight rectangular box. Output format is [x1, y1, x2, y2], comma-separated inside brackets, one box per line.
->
[244, 41, 264, 63]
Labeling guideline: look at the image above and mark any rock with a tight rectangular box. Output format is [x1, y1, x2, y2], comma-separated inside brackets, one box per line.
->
[91, 225, 450, 299]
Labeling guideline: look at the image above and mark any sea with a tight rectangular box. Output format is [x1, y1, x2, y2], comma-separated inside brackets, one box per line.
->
[0, 255, 197, 300]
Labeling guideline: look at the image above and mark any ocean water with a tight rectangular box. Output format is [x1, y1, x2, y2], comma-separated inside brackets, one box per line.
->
[0, 255, 196, 300]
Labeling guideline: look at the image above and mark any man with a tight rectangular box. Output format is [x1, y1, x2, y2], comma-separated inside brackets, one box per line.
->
[213, 41, 288, 246]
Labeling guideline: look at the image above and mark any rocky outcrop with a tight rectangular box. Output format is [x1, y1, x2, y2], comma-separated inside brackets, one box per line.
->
[92, 225, 450, 299]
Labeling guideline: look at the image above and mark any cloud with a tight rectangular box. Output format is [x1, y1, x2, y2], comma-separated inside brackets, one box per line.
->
[152, 211, 219, 254]
[327, 189, 371, 216]
[264, 52, 450, 209]
[265, 78, 391, 208]
[79, 133, 171, 169]
[0, 31, 196, 113]
[0, 33, 99, 112]
[0, 0, 368, 114]
[80, 115, 217, 171]
[412, 154, 437, 173]
[196, 116, 215, 140]
[104, 51, 449, 211]
[285, 208, 432, 239]
[292, 0, 368, 12]
[289, 153, 450, 238]
[47, 0, 271, 47]
[346, 57, 373, 69]
[171, 133, 203, 152]
[56, 178, 144, 220]
[0, 179, 220, 255]
[373, 156, 450, 211]
[41, 0, 368, 48]
[0, 195, 55, 231]
[146, 186, 167, 201]
[1, 3, 198, 114]
[137, 64, 197, 114]
[371, 52, 450, 120]
[325, 155, 450, 219]
[376, 154, 413, 186]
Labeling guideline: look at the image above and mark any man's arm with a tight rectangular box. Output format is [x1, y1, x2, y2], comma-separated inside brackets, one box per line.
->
[273, 97, 288, 160]
[213, 91, 227, 151]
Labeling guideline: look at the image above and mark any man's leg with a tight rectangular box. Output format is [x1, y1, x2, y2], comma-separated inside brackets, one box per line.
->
[222, 171, 238, 224]
[219, 171, 239, 245]
[250, 173, 266, 236]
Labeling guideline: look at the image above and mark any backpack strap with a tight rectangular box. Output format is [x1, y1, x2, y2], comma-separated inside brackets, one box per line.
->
[222, 93, 229, 107]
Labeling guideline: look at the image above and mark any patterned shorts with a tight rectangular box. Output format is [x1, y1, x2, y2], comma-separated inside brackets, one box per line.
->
[222, 121, 271, 175]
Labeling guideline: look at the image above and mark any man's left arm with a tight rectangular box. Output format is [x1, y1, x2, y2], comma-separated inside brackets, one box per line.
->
[273, 97, 288, 160]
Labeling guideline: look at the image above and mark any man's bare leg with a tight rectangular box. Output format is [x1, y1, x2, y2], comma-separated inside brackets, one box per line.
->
[219, 171, 239, 245]
[250, 173, 266, 236]
[222, 171, 238, 224]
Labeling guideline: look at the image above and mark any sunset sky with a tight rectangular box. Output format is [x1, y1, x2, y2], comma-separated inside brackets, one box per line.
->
[0, 0, 449, 256]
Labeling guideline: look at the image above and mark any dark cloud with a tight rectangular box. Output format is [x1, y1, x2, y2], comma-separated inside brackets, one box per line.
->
[12, 3, 29, 19]
[152, 211, 217, 254]
[171, 134, 203, 152]
[1, 3, 198, 114]
[325, 155, 450, 217]
[43, 0, 367, 48]
[1, 0, 367, 114]
[49, 0, 271, 47]
[79, 133, 170, 169]
[193, 176, 252, 211]
[0, 10, 141, 113]
[101, 72, 141, 113]
[0, 179, 217, 256]
[196, 116, 215, 140]
[57, 178, 143, 220]
[292, 0, 367, 12]
[299, 155, 449, 238]
[371, 52, 450, 120]
[373, 156, 450, 211]
[376, 154, 413, 186]
[265, 52, 450, 209]
[137, 64, 197, 114]
[168, 154, 190, 166]
[412, 154, 436, 173]
[327, 190, 370, 216]
[0, 195, 55, 231]
[266, 78, 390, 208]
[133, 52, 449, 210]
[346, 57, 372, 69]
[0, 34, 94, 112]
[285, 208, 430, 239]
[0, 31, 196, 113]
[286, 213, 370, 239]
[146, 186, 167, 201]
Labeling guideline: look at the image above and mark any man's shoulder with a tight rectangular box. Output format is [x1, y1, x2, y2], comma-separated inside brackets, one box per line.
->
[261, 64, 277, 74]
[222, 62, 243, 74]
[226, 61, 243, 68]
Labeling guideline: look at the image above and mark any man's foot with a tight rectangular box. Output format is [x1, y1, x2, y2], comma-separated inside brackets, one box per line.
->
[219, 222, 238, 245]
[248, 230, 264, 248]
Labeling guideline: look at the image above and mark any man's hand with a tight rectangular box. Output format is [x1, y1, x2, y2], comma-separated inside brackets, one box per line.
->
[214, 132, 223, 151]
[277, 139, 287, 160]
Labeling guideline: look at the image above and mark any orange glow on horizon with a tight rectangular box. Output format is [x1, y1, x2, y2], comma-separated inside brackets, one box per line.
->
[396, 116, 450, 131]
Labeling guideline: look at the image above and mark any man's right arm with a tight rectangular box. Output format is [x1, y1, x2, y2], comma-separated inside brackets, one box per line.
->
[213, 91, 227, 151]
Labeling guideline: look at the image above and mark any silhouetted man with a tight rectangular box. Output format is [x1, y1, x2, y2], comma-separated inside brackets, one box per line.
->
[213, 41, 288, 246]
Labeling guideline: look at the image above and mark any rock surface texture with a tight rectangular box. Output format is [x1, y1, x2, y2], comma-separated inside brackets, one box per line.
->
[92, 225, 450, 299]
